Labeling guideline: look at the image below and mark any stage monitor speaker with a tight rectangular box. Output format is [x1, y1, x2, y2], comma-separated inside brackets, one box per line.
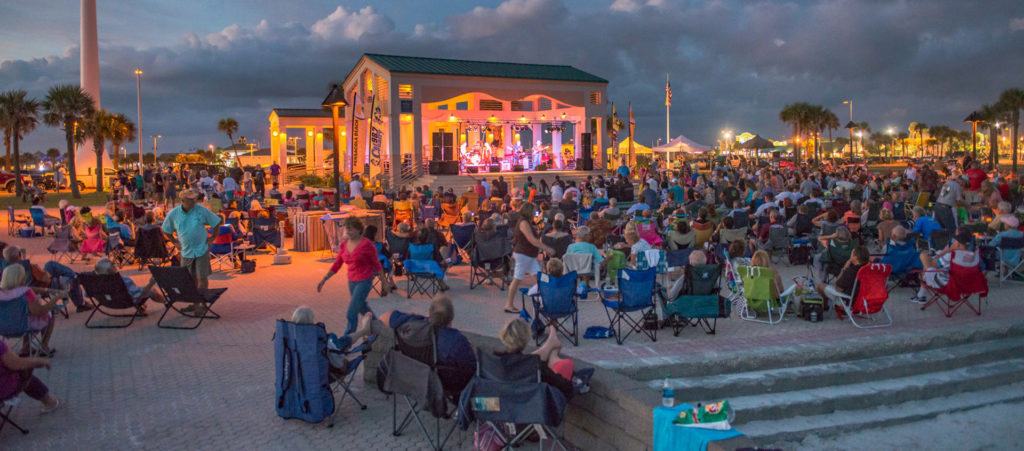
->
[429, 160, 441, 175]
[467, 166, 479, 174]
[513, 165, 524, 172]
[580, 133, 593, 170]
[441, 161, 459, 175]
[489, 164, 500, 173]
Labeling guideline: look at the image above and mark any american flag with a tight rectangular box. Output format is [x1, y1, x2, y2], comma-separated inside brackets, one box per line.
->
[665, 74, 672, 107]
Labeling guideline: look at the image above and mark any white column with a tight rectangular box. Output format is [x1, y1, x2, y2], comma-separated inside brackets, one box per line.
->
[79, 0, 104, 185]
[552, 129, 563, 169]
[575, 121, 583, 165]
[275, 131, 288, 185]
[313, 128, 324, 174]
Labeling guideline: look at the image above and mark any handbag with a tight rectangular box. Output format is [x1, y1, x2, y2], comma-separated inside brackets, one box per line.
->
[240, 259, 256, 273]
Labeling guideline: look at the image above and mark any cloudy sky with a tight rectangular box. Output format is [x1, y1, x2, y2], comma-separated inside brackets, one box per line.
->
[2, 0, 1023, 155]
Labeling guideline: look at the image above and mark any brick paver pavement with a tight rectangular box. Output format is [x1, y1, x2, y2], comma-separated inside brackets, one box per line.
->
[3, 210, 1023, 449]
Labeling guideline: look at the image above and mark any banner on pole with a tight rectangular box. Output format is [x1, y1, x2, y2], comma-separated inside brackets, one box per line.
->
[368, 94, 383, 170]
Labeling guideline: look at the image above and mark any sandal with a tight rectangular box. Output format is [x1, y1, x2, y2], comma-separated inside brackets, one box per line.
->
[503, 308, 521, 314]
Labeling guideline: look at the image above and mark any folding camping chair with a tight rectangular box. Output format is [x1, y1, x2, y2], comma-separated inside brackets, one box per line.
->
[531, 271, 580, 346]
[439, 203, 460, 228]
[457, 350, 570, 451]
[77, 272, 148, 328]
[325, 334, 375, 427]
[598, 268, 658, 345]
[762, 226, 791, 264]
[273, 319, 336, 426]
[404, 243, 444, 298]
[996, 236, 1024, 284]
[105, 233, 133, 268]
[29, 208, 59, 236]
[880, 240, 923, 291]
[47, 225, 77, 263]
[919, 250, 988, 317]
[7, 206, 29, 236]
[819, 239, 854, 283]
[635, 219, 663, 247]
[469, 229, 511, 290]
[825, 263, 894, 328]
[420, 204, 439, 223]
[383, 319, 473, 451]
[148, 265, 225, 329]
[209, 224, 239, 271]
[541, 234, 572, 260]
[737, 265, 793, 325]
[562, 253, 595, 288]
[0, 295, 46, 358]
[386, 229, 411, 276]
[662, 264, 727, 335]
[134, 226, 173, 270]
[251, 217, 282, 252]
[448, 223, 476, 265]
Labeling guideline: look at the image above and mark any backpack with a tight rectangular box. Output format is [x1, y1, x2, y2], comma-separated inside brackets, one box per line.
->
[788, 241, 812, 266]
[274, 319, 335, 423]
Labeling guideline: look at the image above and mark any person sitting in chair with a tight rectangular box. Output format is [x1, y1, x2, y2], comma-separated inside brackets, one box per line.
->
[0, 335, 63, 415]
[910, 228, 976, 304]
[379, 295, 476, 374]
[496, 318, 576, 397]
[291, 307, 373, 355]
[93, 258, 166, 316]
[816, 246, 869, 301]
[0, 264, 68, 357]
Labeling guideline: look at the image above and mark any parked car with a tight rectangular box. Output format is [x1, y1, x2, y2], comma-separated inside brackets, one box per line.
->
[0, 171, 31, 193]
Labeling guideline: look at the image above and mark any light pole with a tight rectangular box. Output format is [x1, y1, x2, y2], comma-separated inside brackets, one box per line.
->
[134, 68, 143, 170]
[150, 135, 161, 164]
[888, 127, 895, 161]
[321, 84, 348, 211]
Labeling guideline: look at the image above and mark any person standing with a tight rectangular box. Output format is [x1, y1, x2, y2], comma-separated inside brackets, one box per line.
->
[934, 172, 962, 231]
[318, 218, 390, 335]
[349, 176, 364, 200]
[269, 160, 281, 187]
[161, 190, 222, 313]
[505, 202, 555, 314]
[254, 165, 266, 198]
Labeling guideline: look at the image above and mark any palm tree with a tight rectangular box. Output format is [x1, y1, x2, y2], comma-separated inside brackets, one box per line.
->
[870, 132, 889, 157]
[0, 109, 10, 170]
[83, 109, 114, 192]
[0, 90, 40, 196]
[218, 117, 240, 163]
[43, 84, 94, 198]
[897, 132, 909, 157]
[46, 147, 61, 162]
[979, 103, 1007, 168]
[779, 102, 811, 162]
[108, 113, 136, 168]
[928, 125, 951, 157]
[998, 88, 1024, 173]
[910, 123, 928, 158]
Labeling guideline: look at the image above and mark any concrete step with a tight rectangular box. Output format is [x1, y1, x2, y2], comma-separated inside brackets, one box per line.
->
[622, 319, 1024, 381]
[739, 382, 1024, 446]
[722, 358, 1024, 425]
[650, 337, 1024, 401]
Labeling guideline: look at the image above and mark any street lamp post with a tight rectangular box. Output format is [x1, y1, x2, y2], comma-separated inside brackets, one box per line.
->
[134, 68, 143, 170]
[321, 84, 348, 212]
[888, 127, 895, 161]
[844, 121, 857, 159]
[150, 135, 161, 164]
[964, 111, 983, 161]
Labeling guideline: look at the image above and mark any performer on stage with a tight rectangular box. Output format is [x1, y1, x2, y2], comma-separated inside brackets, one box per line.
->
[532, 141, 543, 169]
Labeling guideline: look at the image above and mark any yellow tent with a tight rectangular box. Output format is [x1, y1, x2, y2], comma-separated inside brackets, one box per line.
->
[606, 137, 652, 155]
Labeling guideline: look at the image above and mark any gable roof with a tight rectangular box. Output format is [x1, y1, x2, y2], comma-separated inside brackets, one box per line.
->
[272, 108, 335, 118]
[362, 53, 608, 84]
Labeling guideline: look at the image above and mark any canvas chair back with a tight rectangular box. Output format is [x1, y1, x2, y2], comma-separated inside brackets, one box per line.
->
[0, 292, 31, 338]
[739, 266, 776, 310]
[946, 250, 988, 299]
[408, 243, 435, 262]
[618, 268, 656, 310]
[450, 223, 476, 249]
[851, 263, 891, 314]
[688, 264, 721, 296]
[562, 253, 593, 277]
[477, 350, 541, 383]
[538, 271, 577, 316]
[386, 230, 411, 261]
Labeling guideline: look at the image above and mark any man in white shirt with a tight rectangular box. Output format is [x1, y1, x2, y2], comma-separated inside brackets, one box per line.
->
[904, 165, 917, 182]
[754, 193, 778, 217]
[550, 182, 564, 202]
[563, 183, 580, 205]
[349, 176, 363, 199]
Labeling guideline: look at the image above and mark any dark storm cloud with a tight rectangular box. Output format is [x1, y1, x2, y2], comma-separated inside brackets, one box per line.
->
[3, 0, 1023, 153]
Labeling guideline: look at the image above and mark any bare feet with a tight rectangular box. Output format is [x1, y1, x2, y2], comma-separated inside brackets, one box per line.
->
[353, 312, 373, 339]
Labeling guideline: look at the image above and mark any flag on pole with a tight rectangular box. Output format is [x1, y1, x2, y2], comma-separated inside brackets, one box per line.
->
[665, 74, 672, 107]
[628, 102, 636, 166]
[352, 90, 366, 120]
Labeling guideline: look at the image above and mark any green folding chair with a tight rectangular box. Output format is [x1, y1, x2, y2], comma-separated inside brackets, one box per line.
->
[737, 266, 792, 325]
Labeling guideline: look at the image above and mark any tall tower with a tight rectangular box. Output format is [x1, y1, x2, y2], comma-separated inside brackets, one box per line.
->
[79, 0, 110, 184]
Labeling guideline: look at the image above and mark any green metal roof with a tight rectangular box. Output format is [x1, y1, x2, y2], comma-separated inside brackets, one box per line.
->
[362, 54, 608, 84]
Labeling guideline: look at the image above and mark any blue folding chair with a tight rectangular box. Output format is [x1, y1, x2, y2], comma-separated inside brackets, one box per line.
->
[251, 217, 282, 250]
[599, 268, 657, 345]
[420, 204, 439, 222]
[531, 271, 579, 346]
[448, 223, 476, 265]
[29, 208, 58, 236]
[7, 206, 29, 236]
[0, 295, 45, 357]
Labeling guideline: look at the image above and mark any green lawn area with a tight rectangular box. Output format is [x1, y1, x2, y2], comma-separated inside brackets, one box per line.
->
[0, 190, 110, 210]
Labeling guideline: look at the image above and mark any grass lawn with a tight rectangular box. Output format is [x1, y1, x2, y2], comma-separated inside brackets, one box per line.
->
[0, 190, 110, 210]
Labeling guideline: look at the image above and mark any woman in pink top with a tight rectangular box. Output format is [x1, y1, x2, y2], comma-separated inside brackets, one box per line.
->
[317, 218, 388, 334]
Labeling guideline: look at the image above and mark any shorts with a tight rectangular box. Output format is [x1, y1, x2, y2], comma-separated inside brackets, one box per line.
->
[513, 252, 542, 280]
[550, 358, 574, 381]
[181, 252, 212, 279]
[922, 270, 948, 289]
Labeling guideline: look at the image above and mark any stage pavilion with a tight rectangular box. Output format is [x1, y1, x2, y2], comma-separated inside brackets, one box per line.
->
[268, 53, 610, 189]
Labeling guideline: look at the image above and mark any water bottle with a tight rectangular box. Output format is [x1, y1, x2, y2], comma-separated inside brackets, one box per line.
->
[661, 375, 674, 407]
[577, 281, 588, 299]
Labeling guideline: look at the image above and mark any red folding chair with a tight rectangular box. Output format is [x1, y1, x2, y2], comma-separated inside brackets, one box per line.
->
[828, 263, 893, 328]
[919, 250, 987, 317]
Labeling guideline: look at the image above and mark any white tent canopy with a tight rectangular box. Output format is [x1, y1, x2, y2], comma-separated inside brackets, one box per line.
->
[653, 134, 711, 154]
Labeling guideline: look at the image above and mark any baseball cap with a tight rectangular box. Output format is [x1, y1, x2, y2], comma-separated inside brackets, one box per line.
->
[954, 227, 972, 246]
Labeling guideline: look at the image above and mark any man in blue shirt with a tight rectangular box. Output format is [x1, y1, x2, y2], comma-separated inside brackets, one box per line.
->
[910, 206, 942, 245]
[162, 190, 222, 304]
[379, 296, 476, 373]
[616, 159, 630, 179]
